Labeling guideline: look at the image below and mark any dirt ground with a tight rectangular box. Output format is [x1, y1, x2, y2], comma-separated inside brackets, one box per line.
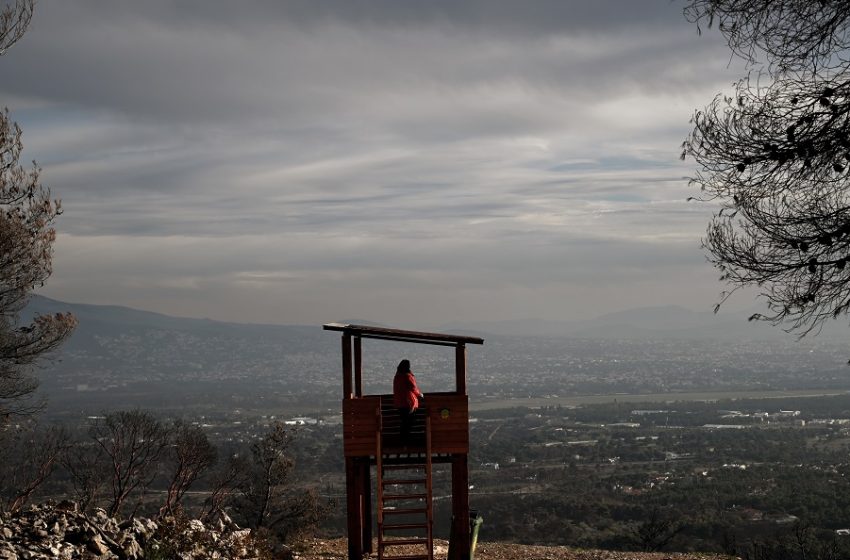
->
[294, 538, 733, 560]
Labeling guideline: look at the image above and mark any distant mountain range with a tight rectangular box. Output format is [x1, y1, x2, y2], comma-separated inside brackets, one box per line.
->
[25, 295, 315, 334]
[18, 295, 850, 415]
[20, 296, 339, 412]
[439, 304, 849, 341]
[24, 295, 321, 357]
[26, 296, 848, 343]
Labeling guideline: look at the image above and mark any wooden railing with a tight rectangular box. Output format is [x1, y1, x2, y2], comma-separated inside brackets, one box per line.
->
[343, 393, 469, 457]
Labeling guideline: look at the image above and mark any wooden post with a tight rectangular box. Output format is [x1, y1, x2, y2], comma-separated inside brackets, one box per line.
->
[345, 457, 363, 560]
[342, 334, 352, 399]
[342, 333, 359, 559]
[455, 343, 467, 395]
[451, 343, 469, 559]
[361, 459, 373, 553]
[354, 336, 363, 397]
[355, 459, 367, 556]
[449, 454, 470, 560]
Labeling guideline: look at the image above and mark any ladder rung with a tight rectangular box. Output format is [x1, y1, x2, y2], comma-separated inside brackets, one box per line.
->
[383, 507, 427, 515]
[383, 464, 426, 471]
[381, 538, 429, 547]
[383, 523, 428, 531]
[377, 408, 433, 560]
[381, 449, 426, 455]
[382, 478, 425, 485]
[383, 493, 427, 501]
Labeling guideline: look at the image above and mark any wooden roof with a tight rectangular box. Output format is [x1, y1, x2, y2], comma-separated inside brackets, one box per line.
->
[323, 323, 484, 347]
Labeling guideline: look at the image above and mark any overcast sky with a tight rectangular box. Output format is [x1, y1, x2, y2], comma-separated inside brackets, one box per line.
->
[2, 1, 749, 328]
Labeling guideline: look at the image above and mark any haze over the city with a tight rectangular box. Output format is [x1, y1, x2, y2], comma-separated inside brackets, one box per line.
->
[2, 1, 751, 328]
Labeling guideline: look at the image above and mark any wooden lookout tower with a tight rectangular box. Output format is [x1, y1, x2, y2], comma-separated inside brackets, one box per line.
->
[324, 323, 485, 560]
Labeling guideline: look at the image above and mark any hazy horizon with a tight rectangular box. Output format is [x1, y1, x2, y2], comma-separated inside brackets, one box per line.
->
[32, 293, 818, 343]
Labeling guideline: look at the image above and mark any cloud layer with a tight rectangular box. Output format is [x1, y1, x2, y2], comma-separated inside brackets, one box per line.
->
[1, 1, 747, 326]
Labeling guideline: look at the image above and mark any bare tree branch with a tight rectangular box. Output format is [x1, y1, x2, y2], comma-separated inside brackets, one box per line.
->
[683, 1, 850, 337]
[160, 420, 217, 517]
[0, 422, 70, 513]
[89, 410, 170, 517]
[0, 2, 76, 418]
[0, 0, 33, 56]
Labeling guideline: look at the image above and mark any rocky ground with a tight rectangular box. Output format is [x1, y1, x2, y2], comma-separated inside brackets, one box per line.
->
[0, 504, 732, 560]
[0, 502, 264, 560]
[295, 538, 733, 560]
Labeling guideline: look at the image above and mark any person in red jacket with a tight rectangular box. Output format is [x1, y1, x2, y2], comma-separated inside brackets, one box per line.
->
[393, 359, 423, 441]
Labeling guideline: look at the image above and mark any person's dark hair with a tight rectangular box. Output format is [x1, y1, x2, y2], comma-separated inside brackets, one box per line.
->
[396, 359, 411, 375]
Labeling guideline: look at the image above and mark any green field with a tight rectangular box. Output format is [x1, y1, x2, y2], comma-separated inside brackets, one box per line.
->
[469, 389, 850, 411]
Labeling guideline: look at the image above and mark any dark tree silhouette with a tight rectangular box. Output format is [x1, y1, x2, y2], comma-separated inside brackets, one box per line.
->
[633, 507, 684, 552]
[200, 453, 246, 521]
[0, 0, 76, 417]
[0, 0, 32, 55]
[61, 439, 108, 512]
[682, 1, 850, 336]
[160, 420, 217, 516]
[0, 422, 69, 512]
[231, 422, 328, 544]
[233, 422, 296, 530]
[89, 410, 170, 516]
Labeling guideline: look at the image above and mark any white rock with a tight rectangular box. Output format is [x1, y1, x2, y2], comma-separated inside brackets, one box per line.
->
[87, 534, 109, 556]
[122, 537, 142, 560]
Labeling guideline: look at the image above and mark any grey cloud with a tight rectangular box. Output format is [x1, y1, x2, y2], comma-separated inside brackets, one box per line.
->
[6, 0, 742, 325]
[36, 1, 687, 35]
[2, 1, 732, 127]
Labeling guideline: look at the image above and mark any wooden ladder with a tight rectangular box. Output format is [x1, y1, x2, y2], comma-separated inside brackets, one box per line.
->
[376, 408, 434, 560]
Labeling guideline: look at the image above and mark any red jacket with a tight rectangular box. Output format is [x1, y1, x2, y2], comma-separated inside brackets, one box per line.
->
[393, 371, 422, 410]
